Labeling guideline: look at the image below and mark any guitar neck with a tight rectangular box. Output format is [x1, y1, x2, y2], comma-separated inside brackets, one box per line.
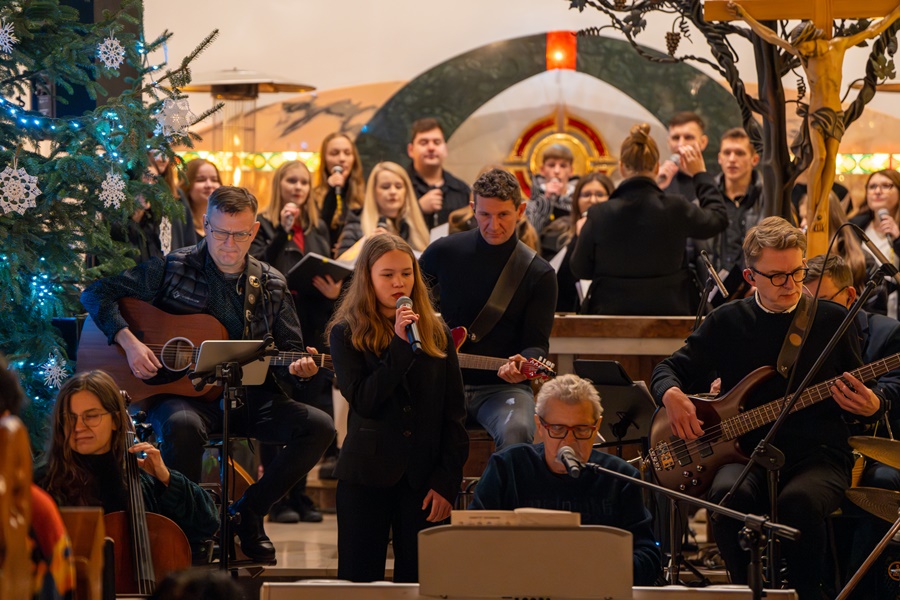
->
[170, 348, 335, 372]
[269, 351, 334, 371]
[724, 352, 900, 440]
[458, 354, 508, 372]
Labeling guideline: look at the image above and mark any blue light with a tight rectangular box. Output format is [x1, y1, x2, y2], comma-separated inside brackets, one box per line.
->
[72, 122, 80, 129]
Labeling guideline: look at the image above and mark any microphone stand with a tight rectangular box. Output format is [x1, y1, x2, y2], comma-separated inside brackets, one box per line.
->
[693, 277, 715, 332]
[718, 264, 889, 585]
[578, 459, 799, 600]
[188, 336, 278, 571]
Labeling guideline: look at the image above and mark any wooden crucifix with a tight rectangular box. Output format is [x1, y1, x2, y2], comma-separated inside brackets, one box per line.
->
[705, 0, 900, 256]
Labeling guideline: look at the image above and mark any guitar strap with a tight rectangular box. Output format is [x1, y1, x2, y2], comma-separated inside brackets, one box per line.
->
[775, 293, 811, 378]
[467, 241, 537, 343]
[240, 257, 266, 340]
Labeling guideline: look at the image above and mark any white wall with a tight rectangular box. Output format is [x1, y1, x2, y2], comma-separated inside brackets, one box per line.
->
[144, 0, 899, 121]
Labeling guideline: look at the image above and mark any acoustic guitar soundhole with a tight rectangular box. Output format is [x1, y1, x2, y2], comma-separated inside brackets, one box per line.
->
[160, 337, 195, 372]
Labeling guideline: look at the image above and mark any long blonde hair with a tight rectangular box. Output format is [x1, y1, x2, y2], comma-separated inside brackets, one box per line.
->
[362, 162, 430, 252]
[41, 371, 128, 506]
[264, 160, 319, 230]
[327, 234, 447, 358]
[312, 132, 365, 227]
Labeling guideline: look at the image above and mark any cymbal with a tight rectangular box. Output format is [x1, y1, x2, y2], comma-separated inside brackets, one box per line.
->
[847, 487, 900, 524]
[849, 436, 900, 470]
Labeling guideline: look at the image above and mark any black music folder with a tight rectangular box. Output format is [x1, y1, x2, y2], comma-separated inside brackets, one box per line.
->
[286, 252, 354, 294]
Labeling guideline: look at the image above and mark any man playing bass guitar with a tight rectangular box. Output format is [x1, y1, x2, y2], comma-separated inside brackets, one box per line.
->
[651, 217, 884, 599]
[81, 186, 336, 563]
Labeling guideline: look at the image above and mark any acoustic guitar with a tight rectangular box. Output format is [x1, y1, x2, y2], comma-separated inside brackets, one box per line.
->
[648, 352, 900, 497]
[77, 299, 556, 404]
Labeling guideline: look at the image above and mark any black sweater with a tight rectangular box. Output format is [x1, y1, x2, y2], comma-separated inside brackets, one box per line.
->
[419, 229, 557, 386]
[652, 297, 884, 462]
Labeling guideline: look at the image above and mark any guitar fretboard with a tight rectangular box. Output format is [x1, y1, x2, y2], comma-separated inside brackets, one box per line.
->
[721, 352, 900, 440]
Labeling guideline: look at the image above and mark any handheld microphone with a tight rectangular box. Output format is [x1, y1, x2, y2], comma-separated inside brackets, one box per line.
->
[284, 212, 295, 240]
[395, 296, 423, 354]
[656, 154, 681, 184]
[877, 208, 895, 246]
[700, 250, 729, 298]
[557, 445, 583, 479]
[332, 165, 344, 198]
[851, 223, 900, 286]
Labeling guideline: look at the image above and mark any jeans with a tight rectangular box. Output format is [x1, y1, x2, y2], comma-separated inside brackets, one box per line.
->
[465, 383, 535, 450]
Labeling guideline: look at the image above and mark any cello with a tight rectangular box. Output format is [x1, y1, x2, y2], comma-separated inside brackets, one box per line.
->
[103, 419, 192, 595]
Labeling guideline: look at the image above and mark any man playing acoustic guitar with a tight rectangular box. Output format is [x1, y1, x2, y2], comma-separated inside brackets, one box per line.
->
[81, 186, 336, 563]
[651, 216, 883, 599]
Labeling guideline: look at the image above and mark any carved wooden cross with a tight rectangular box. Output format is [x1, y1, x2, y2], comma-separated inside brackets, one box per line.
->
[706, 0, 899, 37]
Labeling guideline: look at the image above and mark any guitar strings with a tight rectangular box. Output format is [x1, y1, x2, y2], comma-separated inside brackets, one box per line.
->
[134, 343, 334, 369]
[656, 359, 893, 461]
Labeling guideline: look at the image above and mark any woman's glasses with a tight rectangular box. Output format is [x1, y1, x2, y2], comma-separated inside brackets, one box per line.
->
[65, 410, 109, 427]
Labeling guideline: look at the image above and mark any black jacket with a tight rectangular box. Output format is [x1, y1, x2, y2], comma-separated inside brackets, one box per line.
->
[569, 173, 727, 315]
[407, 165, 470, 229]
[329, 322, 468, 502]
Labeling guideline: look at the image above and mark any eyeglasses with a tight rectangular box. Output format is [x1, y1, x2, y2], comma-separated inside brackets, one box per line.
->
[749, 266, 809, 287]
[538, 416, 598, 440]
[204, 220, 253, 242]
[867, 182, 896, 192]
[823, 285, 850, 302]
[65, 410, 109, 427]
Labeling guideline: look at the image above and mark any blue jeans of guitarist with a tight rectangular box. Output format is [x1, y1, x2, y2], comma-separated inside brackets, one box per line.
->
[707, 449, 852, 599]
[146, 380, 335, 516]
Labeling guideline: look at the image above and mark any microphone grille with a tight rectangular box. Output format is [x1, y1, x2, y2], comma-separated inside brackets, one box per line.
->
[671, 154, 681, 166]
[332, 165, 344, 174]
[878, 207, 890, 219]
[395, 295, 413, 309]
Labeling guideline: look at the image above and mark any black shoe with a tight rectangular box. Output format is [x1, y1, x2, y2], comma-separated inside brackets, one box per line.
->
[268, 499, 300, 524]
[231, 500, 276, 563]
[295, 494, 323, 523]
[317, 456, 338, 480]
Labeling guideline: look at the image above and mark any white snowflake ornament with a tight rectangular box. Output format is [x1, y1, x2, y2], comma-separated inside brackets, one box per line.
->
[154, 98, 196, 138]
[0, 165, 41, 215]
[0, 20, 17, 55]
[100, 170, 126, 209]
[98, 35, 126, 70]
[41, 353, 69, 389]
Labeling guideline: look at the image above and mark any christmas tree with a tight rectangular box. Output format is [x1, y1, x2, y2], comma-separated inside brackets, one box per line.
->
[0, 0, 219, 449]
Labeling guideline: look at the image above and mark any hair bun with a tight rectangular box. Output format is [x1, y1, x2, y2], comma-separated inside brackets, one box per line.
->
[629, 123, 651, 140]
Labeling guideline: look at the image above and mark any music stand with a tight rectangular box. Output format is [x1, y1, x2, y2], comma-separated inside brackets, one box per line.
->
[190, 339, 276, 571]
[573, 360, 655, 456]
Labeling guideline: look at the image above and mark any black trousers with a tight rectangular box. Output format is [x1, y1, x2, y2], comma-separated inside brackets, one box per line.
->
[147, 384, 335, 514]
[336, 477, 438, 583]
[707, 451, 851, 600]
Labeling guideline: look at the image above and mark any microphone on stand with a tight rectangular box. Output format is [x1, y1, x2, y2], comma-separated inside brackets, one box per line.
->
[700, 250, 729, 298]
[877, 208, 895, 246]
[395, 296, 423, 354]
[557, 446, 583, 479]
[332, 165, 344, 199]
[851, 223, 900, 286]
[657, 154, 681, 185]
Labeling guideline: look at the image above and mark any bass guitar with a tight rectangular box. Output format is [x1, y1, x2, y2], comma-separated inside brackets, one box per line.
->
[648, 352, 900, 497]
[77, 299, 556, 403]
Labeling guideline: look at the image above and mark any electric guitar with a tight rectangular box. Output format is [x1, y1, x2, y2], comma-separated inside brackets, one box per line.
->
[77, 299, 556, 403]
[648, 353, 900, 497]
[450, 326, 556, 381]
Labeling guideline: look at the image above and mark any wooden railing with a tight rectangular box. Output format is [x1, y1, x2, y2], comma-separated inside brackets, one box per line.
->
[549, 315, 695, 383]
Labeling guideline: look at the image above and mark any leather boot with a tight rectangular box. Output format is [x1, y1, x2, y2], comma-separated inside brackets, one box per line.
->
[231, 497, 276, 563]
